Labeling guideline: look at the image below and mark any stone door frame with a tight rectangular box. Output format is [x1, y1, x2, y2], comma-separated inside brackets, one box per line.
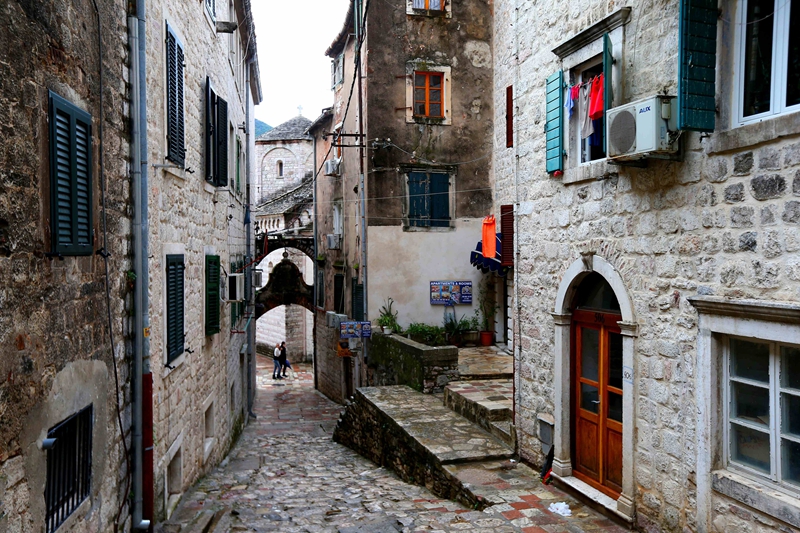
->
[551, 253, 637, 519]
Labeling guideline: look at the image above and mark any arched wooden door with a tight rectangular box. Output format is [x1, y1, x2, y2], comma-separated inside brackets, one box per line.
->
[571, 273, 623, 498]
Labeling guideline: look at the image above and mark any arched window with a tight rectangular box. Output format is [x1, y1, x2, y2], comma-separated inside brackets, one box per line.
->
[277, 160, 284, 177]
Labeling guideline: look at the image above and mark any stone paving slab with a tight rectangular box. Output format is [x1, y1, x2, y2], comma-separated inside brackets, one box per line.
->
[458, 346, 514, 380]
[156, 357, 628, 533]
[359, 386, 514, 463]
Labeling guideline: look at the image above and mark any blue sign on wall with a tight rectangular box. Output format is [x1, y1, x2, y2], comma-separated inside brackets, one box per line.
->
[340, 321, 372, 338]
[430, 281, 473, 305]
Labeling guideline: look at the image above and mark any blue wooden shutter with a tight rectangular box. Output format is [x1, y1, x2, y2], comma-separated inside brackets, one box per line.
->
[216, 97, 229, 187]
[678, 0, 717, 132]
[166, 25, 185, 166]
[545, 71, 564, 173]
[166, 254, 185, 362]
[205, 255, 220, 335]
[49, 92, 93, 256]
[429, 172, 450, 227]
[408, 172, 428, 227]
[352, 279, 364, 321]
[205, 77, 216, 183]
[603, 34, 614, 154]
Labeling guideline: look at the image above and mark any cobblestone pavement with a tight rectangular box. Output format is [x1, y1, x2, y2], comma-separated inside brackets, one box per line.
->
[457, 346, 513, 378]
[165, 356, 629, 532]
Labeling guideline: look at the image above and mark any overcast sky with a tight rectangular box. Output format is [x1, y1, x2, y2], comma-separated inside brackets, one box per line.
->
[251, 0, 351, 128]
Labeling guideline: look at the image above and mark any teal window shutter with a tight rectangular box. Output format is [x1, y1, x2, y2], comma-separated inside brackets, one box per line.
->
[545, 71, 564, 173]
[216, 97, 228, 187]
[49, 92, 93, 256]
[429, 172, 450, 227]
[165, 24, 185, 166]
[603, 34, 614, 154]
[205, 78, 216, 184]
[352, 279, 364, 321]
[678, 0, 717, 132]
[408, 172, 428, 227]
[166, 254, 185, 363]
[205, 255, 220, 335]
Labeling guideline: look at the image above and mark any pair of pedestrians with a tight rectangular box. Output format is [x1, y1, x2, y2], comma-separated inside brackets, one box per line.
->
[272, 341, 293, 380]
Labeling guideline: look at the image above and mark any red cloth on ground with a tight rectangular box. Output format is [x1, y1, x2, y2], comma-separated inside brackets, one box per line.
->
[589, 73, 604, 120]
[482, 215, 496, 258]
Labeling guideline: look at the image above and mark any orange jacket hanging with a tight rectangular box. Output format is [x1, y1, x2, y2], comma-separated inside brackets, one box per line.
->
[482, 215, 496, 258]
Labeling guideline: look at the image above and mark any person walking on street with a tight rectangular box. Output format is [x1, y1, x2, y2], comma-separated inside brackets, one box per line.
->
[279, 341, 293, 378]
[272, 342, 283, 380]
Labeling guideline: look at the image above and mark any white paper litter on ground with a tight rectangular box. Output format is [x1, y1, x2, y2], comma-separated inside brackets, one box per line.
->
[548, 501, 572, 516]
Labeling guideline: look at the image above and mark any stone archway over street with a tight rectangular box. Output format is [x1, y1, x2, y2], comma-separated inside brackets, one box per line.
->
[254, 252, 314, 319]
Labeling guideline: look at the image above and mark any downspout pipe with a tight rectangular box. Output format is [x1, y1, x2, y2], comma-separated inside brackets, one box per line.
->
[129, 0, 151, 529]
[311, 134, 319, 390]
[245, 58, 257, 419]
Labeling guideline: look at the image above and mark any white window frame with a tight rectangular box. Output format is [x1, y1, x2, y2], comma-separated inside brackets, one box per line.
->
[734, 0, 800, 126]
[205, 0, 216, 22]
[723, 335, 800, 489]
[333, 201, 343, 235]
[571, 57, 605, 166]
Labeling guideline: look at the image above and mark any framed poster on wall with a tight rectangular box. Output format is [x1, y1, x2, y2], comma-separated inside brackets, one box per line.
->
[430, 281, 472, 305]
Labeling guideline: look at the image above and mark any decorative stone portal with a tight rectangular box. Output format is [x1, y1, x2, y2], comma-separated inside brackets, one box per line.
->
[254, 252, 314, 319]
[550, 254, 637, 521]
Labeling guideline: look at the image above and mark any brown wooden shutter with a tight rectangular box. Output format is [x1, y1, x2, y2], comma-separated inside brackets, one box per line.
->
[506, 85, 513, 148]
[500, 204, 514, 267]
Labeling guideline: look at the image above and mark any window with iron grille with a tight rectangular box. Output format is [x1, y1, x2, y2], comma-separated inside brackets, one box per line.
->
[166, 23, 185, 166]
[413, 72, 445, 118]
[166, 254, 185, 362]
[45, 405, 93, 533]
[48, 92, 93, 256]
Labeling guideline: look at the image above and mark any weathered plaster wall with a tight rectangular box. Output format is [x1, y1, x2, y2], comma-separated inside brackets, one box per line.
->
[494, 0, 800, 531]
[145, 0, 253, 520]
[0, 0, 132, 531]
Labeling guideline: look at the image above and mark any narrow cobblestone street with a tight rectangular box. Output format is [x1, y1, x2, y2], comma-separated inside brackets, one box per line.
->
[162, 357, 630, 532]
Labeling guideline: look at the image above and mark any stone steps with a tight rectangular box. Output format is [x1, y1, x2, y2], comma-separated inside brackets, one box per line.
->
[155, 506, 233, 533]
[443, 379, 514, 446]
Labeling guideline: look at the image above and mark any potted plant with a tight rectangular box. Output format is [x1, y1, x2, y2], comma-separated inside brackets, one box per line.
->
[477, 279, 498, 346]
[377, 298, 400, 334]
[463, 313, 480, 345]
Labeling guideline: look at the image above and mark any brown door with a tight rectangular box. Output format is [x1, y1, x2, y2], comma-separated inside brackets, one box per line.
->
[572, 309, 623, 498]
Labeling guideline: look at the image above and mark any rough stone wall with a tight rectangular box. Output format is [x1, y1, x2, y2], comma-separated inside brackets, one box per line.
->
[0, 0, 132, 531]
[367, 333, 459, 393]
[255, 139, 313, 204]
[145, 0, 252, 520]
[494, 0, 800, 531]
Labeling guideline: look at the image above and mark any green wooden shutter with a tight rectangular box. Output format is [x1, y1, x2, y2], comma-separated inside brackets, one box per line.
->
[166, 254, 185, 363]
[316, 270, 325, 308]
[603, 34, 614, 154]
[216, 97, 229, 187]
[236, 138, 241, 193]
[429, 172, 450, 227]
[678, 0, 717, 132]
[408, 172, 428, 227]
[334, 274, 345, 314]
[205, 77, 216, 183]
[205, 255, 220, 335]
[352, 279, 364, 321]
[545, 71, 564, 173]
[49, 92, 93, 256]
[166, 25, 185, 166]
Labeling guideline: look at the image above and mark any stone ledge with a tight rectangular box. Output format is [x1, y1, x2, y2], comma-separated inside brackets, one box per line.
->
[706, 112, 800, 155]
[712, 470, 800, 528]
[687, 295, 800, 324]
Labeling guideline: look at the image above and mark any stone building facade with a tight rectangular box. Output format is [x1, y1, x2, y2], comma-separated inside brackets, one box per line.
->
[144, 0, 261, 521]
[254, 116, 314, 204]
[494, 0, 800, 531]
[0, 1, 133, 532]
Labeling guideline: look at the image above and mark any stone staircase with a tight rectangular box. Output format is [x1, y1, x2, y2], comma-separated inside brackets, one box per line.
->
[333, 378, 519, 510]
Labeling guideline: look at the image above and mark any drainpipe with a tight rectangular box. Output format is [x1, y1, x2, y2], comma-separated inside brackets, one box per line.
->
[512, 0, 522, 456]
[245, 59, 257, 419]
[355, 0, 368, 387]
[128, 0, 151, 528]
[311, 134, 319, 390]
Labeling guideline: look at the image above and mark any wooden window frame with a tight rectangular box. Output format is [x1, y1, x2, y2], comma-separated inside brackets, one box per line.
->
[413, 71, 445, 119]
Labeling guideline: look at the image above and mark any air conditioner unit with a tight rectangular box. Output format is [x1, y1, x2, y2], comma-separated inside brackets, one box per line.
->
[326, 311, 341, 328]
[227, 273, 245, 302]
[326, 233, 341, 250]
[253, 269, 263, 287]
[606, 95, 679, 161]
[323, 158, 341, 176]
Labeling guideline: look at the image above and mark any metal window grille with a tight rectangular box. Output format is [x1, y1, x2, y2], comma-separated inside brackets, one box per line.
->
[45, 405, 93, 533]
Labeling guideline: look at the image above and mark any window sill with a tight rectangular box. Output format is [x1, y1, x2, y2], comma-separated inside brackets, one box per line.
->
[411, 116, 449, 126]
[706, 111, 800, 155]
[52, 497, 91, 533]
[163, 165, 187, 181]
[403, 225, 453, 232]
[163, 352, 187, 379]
[711, 469, 800, 528]
[562, 159, 616, 185]
[203, 437, 216, 464]
[410, 8, 449, 17]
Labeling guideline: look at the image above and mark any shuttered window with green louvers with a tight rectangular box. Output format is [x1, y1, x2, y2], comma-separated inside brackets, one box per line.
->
[545, 71, 564, 173]
[48, 92, 93, 256]
[216, 99, 229, 187]
[352, 279, 364, 321]
[166, 254, 185, 363]
[205, 255, 221, 335]
[316, 270, 325, 308]
[678, 0, 717, 132]
[166, 24, 185, 166]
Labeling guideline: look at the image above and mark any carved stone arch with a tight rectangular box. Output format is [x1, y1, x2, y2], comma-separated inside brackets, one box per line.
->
[550, 253, 637, 521]
[255, 253, 314, 319]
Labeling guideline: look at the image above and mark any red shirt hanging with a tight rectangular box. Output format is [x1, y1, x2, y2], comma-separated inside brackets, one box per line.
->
[588, 73, 604, 120]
